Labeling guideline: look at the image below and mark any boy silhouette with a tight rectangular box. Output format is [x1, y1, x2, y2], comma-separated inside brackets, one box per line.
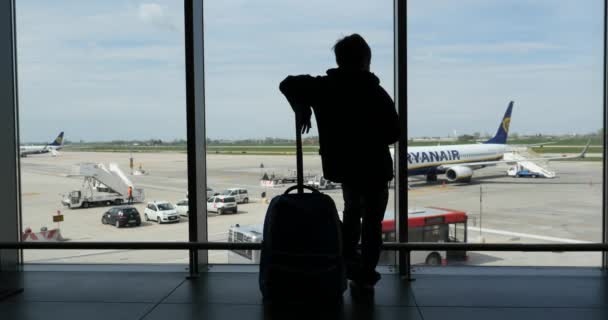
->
[280, 34, 399, 291]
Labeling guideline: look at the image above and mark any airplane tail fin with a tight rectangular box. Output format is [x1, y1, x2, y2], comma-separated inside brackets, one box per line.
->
[484, 101, 513, 144]
[48, 132, 64, 147]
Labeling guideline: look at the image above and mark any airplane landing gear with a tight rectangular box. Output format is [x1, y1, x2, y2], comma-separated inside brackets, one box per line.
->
[426, 173, 438, 182]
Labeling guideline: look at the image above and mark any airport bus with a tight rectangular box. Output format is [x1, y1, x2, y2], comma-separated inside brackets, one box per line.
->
[380, 207, 468, 266]
[227, 224, 263, 263]
[228, 207, 467, 265]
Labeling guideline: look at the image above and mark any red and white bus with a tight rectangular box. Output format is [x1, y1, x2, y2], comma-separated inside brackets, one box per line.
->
[380, 207, 468, 266]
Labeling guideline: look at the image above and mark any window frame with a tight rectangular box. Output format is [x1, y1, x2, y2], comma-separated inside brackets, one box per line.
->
[183, 0, 608, 273]
[0, 0, 605, 275]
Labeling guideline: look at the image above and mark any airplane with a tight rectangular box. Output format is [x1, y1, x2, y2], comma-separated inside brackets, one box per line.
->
[400, 102, 589, 183]
[20, 131, 64, 157]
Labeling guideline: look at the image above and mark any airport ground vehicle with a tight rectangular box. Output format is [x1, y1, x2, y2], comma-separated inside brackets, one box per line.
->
[511, 169, 541, 178]
[380, 207, 468, 265]
[144, 201, 180, 224]
[221, 188, 249, 203]
[305, 176, 340, 190]
[228, 207, 467, 266]
[101, 206, 142, 228]
[260, 170, 315, 187]
[61, 163, 144, 209]
[176, 199, 189, 216]
[507, 165, 544, 178]
[207, 195, 238, 214]
[227, 224, 263, 263]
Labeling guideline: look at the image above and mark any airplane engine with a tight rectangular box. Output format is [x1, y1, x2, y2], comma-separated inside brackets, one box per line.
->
[445, 166, 473, 182]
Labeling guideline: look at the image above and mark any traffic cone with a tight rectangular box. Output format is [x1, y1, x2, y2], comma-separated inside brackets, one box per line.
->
[441, 181, 446, 188]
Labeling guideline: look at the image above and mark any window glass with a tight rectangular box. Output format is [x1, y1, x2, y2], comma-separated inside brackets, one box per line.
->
[18, 0, 188, 264]
[407, 0, 603, 267]
[204, 0, 395, 265]
[157, 203, 174, 211]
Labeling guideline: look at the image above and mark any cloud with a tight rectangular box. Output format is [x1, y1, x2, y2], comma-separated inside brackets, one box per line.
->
[426, 41, 561, 55]
[137, 3, 179, 31]
[14, 0, 603, 141]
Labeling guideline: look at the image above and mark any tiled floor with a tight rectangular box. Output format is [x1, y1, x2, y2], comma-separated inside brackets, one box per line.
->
[1, 267, 607, 319]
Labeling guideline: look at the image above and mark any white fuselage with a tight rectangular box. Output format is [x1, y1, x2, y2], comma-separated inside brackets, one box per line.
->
[20, 145, 61, 156]
[406, 144, 507, 175]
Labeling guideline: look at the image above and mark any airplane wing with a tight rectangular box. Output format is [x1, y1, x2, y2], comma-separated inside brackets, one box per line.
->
[437, 141, 590, 170]
[507, 141, 557, 149]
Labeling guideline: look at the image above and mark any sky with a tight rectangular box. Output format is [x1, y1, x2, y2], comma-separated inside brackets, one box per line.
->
[15, 0, 604, 142]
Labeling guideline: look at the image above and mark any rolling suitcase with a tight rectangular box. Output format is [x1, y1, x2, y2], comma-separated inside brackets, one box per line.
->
[259, 113, 346, 303]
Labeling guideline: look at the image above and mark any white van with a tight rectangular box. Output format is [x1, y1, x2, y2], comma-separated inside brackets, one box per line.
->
[222, 188, 249, 204]
[207, 195, 238, 215]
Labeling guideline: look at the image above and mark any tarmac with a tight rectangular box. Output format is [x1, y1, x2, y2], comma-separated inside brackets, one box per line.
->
[19, 151, 602, 267]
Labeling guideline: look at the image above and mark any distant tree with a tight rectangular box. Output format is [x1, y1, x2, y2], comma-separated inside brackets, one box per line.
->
[457, 134, 475, 141]
[473, 132, 481, 139]
[148, 139, 163, 146]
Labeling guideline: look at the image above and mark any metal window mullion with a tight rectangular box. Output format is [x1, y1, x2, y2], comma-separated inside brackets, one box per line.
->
[184, 0, 208, 275]
[603, 0, 608, 269]
[0, 0, 20, 271]
[395, 0, 410, 279]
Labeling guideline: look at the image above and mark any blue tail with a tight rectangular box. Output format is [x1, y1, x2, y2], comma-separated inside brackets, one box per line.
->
[48, 132, 64, 147]
[484, 102, 513, 144]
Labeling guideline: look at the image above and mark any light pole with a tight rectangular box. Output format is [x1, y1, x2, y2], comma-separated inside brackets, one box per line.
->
[129, 147, 134, 175]
[479, 184, 484, 243]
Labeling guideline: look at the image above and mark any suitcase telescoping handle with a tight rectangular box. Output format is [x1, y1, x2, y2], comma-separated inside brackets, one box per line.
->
[295, 111, 305, 194]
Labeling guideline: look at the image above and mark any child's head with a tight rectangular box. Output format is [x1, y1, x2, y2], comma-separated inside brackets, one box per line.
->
[333, 34, 371, 71]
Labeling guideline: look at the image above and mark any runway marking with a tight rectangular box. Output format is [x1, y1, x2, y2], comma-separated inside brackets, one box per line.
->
[211, 181, 277, 189]
[22, 192, 40, 196]
[468, 226, 592, 244]
[408, 185, 455, 195]
[136, 183, 186, 193]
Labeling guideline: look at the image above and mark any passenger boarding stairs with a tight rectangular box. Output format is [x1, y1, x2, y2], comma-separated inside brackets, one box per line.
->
[71, 163, 145, 201]
[503, 148, 556, 178]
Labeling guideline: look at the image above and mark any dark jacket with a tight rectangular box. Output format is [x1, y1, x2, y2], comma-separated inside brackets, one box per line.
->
[280, 68, 399, 184]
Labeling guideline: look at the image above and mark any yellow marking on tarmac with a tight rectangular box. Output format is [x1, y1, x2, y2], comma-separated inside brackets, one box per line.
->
[21, 192, 40, 197]
[408, 184, 455, 195]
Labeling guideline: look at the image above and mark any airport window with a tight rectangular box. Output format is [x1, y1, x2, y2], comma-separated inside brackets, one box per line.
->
[203, 0, 395, 265]
[407, 0, 604, 267]
[10, 0, 607, 273]
[17, 0, 189, 264]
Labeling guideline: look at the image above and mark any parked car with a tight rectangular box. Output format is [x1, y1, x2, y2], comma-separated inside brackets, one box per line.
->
[176, 199, 189, 216]
[207, 195, 238, 215]
[144, 201, 180, 223]
[305, 176, 340, 190]
[507, 166, 543, 178]
[221, 188, 249, 204]
[514, 169, 542, 178]
[101, 206, 141, 228]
